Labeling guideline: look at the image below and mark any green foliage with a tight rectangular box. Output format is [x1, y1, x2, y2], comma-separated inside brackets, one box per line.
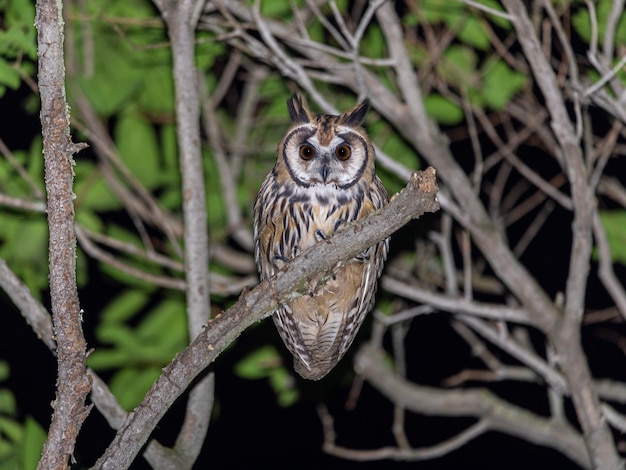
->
[571, 0, 626, 87]
[596, 211, 626, 265]
[572, 0, 626, 46]
[424, 94, 464, 125]
[88, 291, 188, 410]
[115, 108, 163, 190]
[0, 213, 48, 295]
[0, 0, 36, 97]
[480, 59, 527, 110]
[235, 345, 299, 407]
[0, 362, 46, 470]
[409, 0, 525, 123]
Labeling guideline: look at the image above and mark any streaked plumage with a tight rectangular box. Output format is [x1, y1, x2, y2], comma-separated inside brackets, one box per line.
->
[253, 94, 389, 380]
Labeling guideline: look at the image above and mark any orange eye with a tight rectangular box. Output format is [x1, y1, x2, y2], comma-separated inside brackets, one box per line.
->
[299, 145, 315, 160]
[335, 145, 351, 160]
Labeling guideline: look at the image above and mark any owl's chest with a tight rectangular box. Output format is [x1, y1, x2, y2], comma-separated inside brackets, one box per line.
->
[285, 200, 350, 251]
[275, 188, 366, 253]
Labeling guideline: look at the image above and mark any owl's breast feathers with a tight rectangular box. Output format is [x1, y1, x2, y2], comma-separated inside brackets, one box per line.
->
[253, 173, 389, 380]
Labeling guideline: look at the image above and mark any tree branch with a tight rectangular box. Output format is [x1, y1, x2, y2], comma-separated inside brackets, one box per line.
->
[158, 0, 214, 465]
[35, 1, 91, 468]
[92, 168, 440, 469]
[354, 344, 591, 468]
[502, 3, 621, 468]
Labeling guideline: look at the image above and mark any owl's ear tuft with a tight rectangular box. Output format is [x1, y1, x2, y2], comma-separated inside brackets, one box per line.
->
[338, 100, 370, 127]
[287, 94, 312, 125]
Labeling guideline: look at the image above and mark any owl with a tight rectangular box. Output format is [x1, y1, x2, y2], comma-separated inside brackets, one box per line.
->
[253, 94, 389, 380]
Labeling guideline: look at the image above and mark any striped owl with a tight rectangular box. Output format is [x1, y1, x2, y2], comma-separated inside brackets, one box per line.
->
[253, 94, 389, 380]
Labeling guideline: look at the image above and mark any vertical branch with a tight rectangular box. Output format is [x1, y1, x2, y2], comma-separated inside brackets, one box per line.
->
[35, 0, 91, 468]
[163, 0, 210, 336]
[158, 0, 213, 466]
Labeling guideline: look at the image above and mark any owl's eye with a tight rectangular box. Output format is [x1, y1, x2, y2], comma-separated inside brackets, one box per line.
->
[299, 145, 315, 160]
[335, 145, 352, 161]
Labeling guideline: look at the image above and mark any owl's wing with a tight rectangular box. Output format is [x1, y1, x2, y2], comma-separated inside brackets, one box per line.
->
[341, 239, 388, 355]
[253, 172, 280, 280]
[335, 177, 389, 362]
[254, 173, 317, 368]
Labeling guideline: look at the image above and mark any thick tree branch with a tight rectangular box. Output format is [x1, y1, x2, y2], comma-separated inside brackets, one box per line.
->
[92, 168, 439, 469]
[35, 1, 91, 468]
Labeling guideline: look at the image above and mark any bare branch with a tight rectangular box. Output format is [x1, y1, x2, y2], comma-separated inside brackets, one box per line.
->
[381, 276, 530, 325]
[0, 194, 46, 212]
[0, 259, 56, 352]
[354, 344, 590, 468]
[319, 403, 490, 461]
[35, 0, 91, 467]
[158, 0, 213, 464]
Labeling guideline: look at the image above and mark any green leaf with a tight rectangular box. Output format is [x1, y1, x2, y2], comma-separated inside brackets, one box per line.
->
[74, 163, 120, 212]
[88, 347, 133, 370]
[0, 1, 37, 59]
[101, 290, 150, 323]
[137, 64, 175, 115]
[135, 298, 187, 345]
[20, 418, 46, 470]
[74, 40, 139, 116]
[361, 24, 386, 59]
[597, 210, 626, 265]
[260, 0, 294, 17]
[573, 0, 626, 45]
[0, 417, 23, 443]
[0, 216, 49, 293]
[0, 361, 9, 382]
[115, 110, 162, 190]
[109, 367, 161, 411]
[423, 94, 464, 125]
[269, 368, 299, 407]
[421, 0, 463, 23]
[235, 345, 282, 379]
[0, 60, 20, 90]
[440, 45, 479, 87]
[475, 0, 511, 29]
[0, 390, 16, 415]
[458, 16, 490, 50]
[481, 60, 527, 110]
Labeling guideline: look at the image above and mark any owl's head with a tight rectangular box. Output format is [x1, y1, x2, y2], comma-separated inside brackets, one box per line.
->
[276, 94, 375, 189]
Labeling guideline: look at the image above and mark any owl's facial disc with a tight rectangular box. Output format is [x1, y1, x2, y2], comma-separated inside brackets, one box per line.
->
[283, 127, 369, 189]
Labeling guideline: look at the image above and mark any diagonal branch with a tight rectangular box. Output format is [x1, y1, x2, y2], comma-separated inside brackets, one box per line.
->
[92, 167, 440, 469]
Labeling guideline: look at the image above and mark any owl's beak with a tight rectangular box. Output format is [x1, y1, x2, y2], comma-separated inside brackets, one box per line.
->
[320, 161, 330, 182]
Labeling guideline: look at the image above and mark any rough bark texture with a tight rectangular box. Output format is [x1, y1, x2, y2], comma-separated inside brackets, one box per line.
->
[35, 1, 91, 468]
